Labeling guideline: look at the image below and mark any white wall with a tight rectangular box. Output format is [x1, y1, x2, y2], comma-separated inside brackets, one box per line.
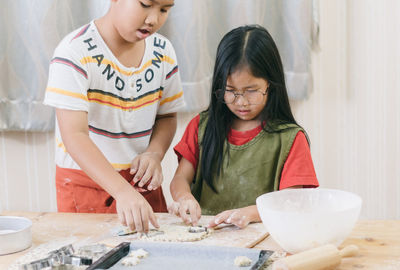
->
[1, 0, 399, 219]
[292, 0, 400, 219]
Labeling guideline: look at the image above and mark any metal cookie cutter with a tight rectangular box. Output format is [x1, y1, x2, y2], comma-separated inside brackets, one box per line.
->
[48, 244, 75, 258]
[58, 255, 93, 266]
[188, 225, 208, 233]
[20, 244, 92, 270]
[20, 257, 53, 270]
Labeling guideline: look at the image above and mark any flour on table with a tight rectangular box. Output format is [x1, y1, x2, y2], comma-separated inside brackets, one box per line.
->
[234, 256, 252, 267]
[128, 248, 148, 258]
[121, 248, 149, 266]
[121, 256, 140, 266]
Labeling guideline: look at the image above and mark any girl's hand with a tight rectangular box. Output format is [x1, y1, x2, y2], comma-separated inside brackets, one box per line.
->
[208, 206, 260, 229]
[168, 195, 201, 225]
[115, 186, 159, 232]
[130, 152, 163, 191]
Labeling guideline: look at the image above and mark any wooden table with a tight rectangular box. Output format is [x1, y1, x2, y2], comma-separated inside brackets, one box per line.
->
[255, 220, 400, 270]
[1, 212, 399, 270]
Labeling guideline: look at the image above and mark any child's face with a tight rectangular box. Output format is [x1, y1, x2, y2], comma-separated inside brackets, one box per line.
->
[224, 67, 269, 122]
[111, 0, 174, 43]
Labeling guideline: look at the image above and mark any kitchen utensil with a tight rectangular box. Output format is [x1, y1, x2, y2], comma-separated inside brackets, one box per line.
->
[0, 216, 32, 255]
[87, 241, 130, 270]
[188, 225, 208, 233]
[244, 232, 270, 248]
[48, 244, 75, 257]
[272, 244, 359, 270]
[20, 255, 92, 270]
[20, 257, 53, 270]
[58, 255, 93, 266]
[20, 244, 93, 270]
[250, 250, 273, 270]
[256, 188, 362, 253]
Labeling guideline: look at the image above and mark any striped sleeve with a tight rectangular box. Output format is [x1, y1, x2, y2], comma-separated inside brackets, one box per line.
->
[44, 42, 90, 112]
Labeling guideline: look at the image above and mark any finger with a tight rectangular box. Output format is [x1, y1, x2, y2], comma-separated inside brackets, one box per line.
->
[229, 215, 247, 229]
[209, 211, 231, 227]
[138, 167, 152, 188]
[125, 209, 135, 232]
[117, 208, 126, 226]
[133, 207, 143, 232]
[167, 204, 174, 214]
[179, 204, 191, 224]
[130, 157, 140, 175]
[195, 203, 202, 222]
[189, 203, 200, 226]
[148, 170, 162, 190]
[226, 211, 239, 224]
[134, 161, 148, 184]
[148, 209, 159, 229]
[167, 201, 179, 216]
[140, 207, 149, 232]
[134, 186, 148, 193]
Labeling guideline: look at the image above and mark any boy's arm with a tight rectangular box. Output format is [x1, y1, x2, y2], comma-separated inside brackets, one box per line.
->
[131, 112, 177, 190]
[56, 108, 158, 232]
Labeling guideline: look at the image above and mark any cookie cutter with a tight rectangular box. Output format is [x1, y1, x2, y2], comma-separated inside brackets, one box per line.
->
[188, 225, 208, 233]
[20, 244, 92, 270]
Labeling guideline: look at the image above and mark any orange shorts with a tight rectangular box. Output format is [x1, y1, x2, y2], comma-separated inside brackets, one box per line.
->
[55, 166, 167, 213]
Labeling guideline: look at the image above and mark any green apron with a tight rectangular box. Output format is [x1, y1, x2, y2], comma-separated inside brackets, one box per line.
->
[191, 111, 303, 215]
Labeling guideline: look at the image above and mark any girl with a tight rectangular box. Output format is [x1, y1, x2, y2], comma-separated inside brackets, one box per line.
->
[169, 25, 319, 229]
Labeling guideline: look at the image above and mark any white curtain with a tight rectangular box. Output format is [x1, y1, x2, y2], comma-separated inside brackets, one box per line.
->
[160, 0, 319, 112]
[0, 0, 318, 131]
[0, 0, 109, 131]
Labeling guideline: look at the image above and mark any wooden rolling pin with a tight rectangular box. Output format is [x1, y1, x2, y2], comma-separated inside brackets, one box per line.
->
[272, 244, 359, 270]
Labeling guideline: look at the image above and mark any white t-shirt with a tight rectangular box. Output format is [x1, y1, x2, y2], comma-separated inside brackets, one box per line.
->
[44, 21, 185, 170]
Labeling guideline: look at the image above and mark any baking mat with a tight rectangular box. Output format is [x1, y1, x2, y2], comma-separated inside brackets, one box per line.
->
[107, 241, 273, 270]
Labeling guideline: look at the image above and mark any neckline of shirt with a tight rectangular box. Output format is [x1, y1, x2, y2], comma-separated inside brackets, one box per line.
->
[229, 125, 263, 138]
[90, 20, 151, 72]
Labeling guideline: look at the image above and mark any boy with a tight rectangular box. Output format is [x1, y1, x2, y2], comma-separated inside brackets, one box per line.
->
[44, 0, 184, 232]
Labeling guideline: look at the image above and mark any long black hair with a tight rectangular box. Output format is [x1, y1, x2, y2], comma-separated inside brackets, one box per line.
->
[200, 25, 298, 192]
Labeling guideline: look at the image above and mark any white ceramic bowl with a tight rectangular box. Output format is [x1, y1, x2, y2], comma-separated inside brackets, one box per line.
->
[256, 188, 362, 254]
[0, 216, 32, 255]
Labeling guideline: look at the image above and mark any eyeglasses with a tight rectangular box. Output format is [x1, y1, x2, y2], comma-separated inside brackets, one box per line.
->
[215, 88, 268, 105]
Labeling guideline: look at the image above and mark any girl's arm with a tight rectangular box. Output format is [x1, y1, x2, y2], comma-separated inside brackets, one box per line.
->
[208, 186, 303, 229]
[56, 109, 158, 232]
[208, 205, 261, 229]
[169, 157, 201, 225]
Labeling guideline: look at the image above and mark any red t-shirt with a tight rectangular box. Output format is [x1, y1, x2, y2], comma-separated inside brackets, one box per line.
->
[174, 115, 319, 190]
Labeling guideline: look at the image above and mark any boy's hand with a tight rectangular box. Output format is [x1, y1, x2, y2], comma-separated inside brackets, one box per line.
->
[208, 206, 258, 229]
[168, 196, 201, 225]
[130, 152, 163, 191]
[115, 186, 159, 232]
